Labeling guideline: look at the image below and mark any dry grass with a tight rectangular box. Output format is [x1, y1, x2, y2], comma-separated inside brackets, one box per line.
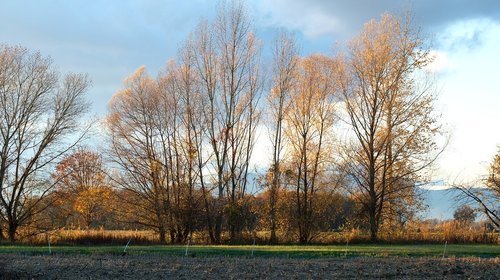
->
[21, 229, 159, 246]
[263, 223, 499, 245]
[10, 220, 499, 245]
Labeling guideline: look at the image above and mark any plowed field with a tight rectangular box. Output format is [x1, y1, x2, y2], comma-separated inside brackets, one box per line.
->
[1, 254, 499, 279]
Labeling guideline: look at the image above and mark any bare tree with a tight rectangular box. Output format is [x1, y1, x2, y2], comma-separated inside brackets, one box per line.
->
[190, 1, 262, 242]
[178, 35, 221, 242]
[284, 54, 339, 243]
[159, 59, 208, 244]
[0, 45, 90, 241]
[454, 147, 500, 230]
[488, 148, 500, 196]
[187, 21, 220, 243]
[109, 4, 264, 245]
[266, 31, 298, 243]
[171, 46, 208, 243]
[108, 63, 208, 244]
[339, 14, 442, 241]
[107, 66, 172, 243]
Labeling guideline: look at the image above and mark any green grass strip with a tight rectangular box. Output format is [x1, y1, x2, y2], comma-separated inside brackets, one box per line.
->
[1, 244, 499, 258]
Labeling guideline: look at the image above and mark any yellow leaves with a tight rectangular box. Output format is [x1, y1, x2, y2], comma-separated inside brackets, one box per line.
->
[53, 149, 113, 228]
[187, 143, 197, 160]
[73, 186, 114, 226]
[349, 13, 422, 81]
[123, 65, 146, 84]
[108, 89, 130, 110]
[286, 54, 338, 131]
[150, 159, 163, 175]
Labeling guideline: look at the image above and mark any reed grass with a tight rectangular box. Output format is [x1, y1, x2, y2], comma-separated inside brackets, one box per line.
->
[8, 220, 498, 245]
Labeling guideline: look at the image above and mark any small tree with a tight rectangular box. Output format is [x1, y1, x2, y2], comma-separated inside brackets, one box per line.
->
[454, 147, 500, 230]
[53, 149, 112, 228]
[453, 205, 476, 224]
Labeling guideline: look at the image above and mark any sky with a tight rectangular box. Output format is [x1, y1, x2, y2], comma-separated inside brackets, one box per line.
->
[1, 0, 499, 186]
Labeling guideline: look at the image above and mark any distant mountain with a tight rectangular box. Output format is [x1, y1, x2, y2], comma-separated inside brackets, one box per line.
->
[245, 174, 487, 221]
[421, 187, 494, 221]
[421, 188, 461, 220]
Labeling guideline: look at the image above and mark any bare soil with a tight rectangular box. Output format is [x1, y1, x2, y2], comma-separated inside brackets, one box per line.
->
[1, 254, 499, 279]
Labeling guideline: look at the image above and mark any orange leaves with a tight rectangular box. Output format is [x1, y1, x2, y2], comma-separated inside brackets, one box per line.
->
[53, 149, 112, 228]
[54, 149, 105, 193]
[73, 186, 114, 225]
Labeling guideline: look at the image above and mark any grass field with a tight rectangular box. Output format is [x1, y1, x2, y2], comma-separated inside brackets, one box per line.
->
[1, 244, 499, 258]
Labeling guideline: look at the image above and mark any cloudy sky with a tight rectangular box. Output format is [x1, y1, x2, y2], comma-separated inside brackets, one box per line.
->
[1, 0, 499, 184]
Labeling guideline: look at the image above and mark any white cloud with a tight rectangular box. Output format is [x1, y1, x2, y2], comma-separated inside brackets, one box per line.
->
[435, 19, 500, 183]
[427, 50, 454, 73]
[250, 124, 273, 168]
[419, 181, 454, 191]
[255, 0, 340, 38]
[437, 18, 495, 51]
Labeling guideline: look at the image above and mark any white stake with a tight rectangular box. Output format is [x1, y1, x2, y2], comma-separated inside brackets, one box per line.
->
[251, 237, 256, 257]
[344, 239, 349, 257]
[123, 237, 132, 255]
[442, 241, 448, 258]
[48, 237, 51, 255]
[185, 238, 190, 256]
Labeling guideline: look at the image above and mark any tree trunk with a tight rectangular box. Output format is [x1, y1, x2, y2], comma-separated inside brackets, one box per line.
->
[299, 229, 308, 244]
[270, 197, 277, 244]
[85, 214, 92, 229]
[159, 226, 166, 244]
[169, 229, 175, 244]
[198, 162, 216, 244]
[202, 194, 216, 244]
[8, 222, 18, 243]
[214, 209, 222, 244]
[230, 224, 236, 243]
[270, 161, 279, 244]
[369, 205, 378, 242]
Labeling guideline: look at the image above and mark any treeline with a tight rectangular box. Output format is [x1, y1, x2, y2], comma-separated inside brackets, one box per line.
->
[0, 2, 469, 244]
[36, 155, 358, 244]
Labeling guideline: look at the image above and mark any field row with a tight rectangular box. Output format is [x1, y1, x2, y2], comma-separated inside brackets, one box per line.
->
[1, 254, 500, 279]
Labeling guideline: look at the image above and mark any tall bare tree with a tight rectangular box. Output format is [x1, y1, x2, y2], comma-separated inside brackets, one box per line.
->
[266, 31, 298, 243]
[186, 21, 220, 242]
[284, 54, 339, 243]
[108, 63, 206, 244]
[0, 45, 90, 241]
[107, 66, 172, 243]
[177, 36, 222, 242]
[159, 60, 207, 244]
[339, 14, 442, 241]
[171, 47, 208, 243]
[190, 1, 262, 242]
